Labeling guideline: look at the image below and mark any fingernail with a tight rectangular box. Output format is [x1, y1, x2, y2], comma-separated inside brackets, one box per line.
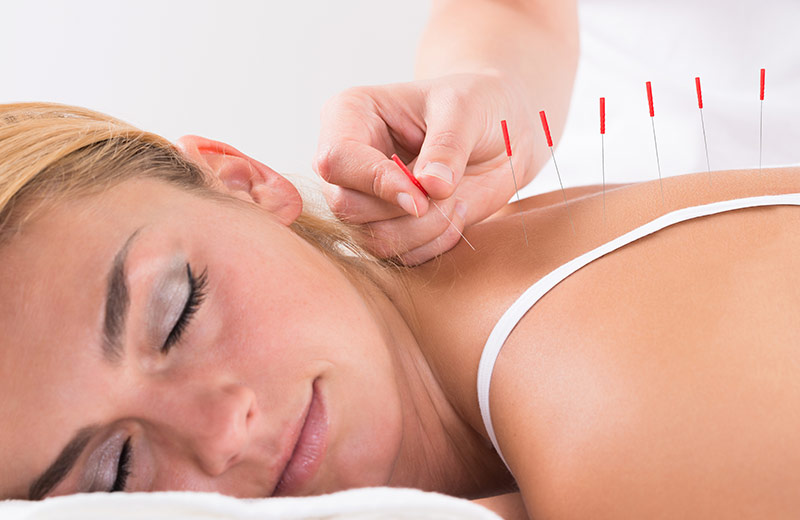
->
[420, 162, 454, 185]
[397, 192, 419, 218]
[454, 200, 468, 220]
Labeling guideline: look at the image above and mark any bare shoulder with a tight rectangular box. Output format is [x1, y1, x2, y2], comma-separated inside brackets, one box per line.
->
[482, 167, 800, 517]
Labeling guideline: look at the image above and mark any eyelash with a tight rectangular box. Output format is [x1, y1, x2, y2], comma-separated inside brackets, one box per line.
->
[110, 438, 132, 492]
[162, 264, 208, 354]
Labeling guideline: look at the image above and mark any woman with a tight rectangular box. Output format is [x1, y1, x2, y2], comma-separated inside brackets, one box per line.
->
[1, 102, 799, 518]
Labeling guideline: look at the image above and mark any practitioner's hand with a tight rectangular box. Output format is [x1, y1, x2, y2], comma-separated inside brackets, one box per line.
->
[313, 71, 536, 265]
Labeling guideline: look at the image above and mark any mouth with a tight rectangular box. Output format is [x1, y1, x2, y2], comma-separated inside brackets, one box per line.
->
[272, 378, 328, 496]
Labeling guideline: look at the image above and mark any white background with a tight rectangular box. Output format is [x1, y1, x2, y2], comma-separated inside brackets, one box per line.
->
[3, 0, 799, 201]
[1, 1, 430, 198]
[525, 0, 800, 197]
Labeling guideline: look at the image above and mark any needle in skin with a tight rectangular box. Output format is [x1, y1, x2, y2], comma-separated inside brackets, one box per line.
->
[646, 81, 665, 205]
[539, 110, 576, 235]
[759, 68, 765, 175]
[599, 97, 607, 230]
[391, 154, 476, 251]
[500, 120, 529, 246]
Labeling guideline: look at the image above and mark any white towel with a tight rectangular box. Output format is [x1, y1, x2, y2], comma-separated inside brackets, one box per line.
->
[1, 487, 501, 520]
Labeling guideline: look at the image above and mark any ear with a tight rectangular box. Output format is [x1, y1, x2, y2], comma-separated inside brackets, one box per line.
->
[175, 135, 302, 226]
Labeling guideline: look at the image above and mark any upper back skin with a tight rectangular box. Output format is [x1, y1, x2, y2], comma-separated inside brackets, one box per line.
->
[406, 167, 800, 517]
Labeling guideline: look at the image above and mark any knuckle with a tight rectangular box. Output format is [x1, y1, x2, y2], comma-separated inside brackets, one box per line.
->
[325, 86, 373, 113]
[313, 142, 346, 184]
[434, 83, 463, 105]
[312, 145, 336, 182]
[313, 146, 334, 182]
[427, 129, 468, 157]
[371, 163, 388, 199]
[323, 187, 351, 219]
[432, 83, 471, 112]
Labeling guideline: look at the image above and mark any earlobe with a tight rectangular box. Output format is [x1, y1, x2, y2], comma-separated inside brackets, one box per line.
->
[175, 135, 303, 226]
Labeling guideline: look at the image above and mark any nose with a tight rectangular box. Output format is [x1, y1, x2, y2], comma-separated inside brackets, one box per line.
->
[154, 382, 258, 476]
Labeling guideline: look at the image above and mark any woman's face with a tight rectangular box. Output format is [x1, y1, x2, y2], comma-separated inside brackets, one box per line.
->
[0, 148, 407, 499]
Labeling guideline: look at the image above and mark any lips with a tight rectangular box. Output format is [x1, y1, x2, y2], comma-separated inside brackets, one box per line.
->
[272, 378, 327, 496]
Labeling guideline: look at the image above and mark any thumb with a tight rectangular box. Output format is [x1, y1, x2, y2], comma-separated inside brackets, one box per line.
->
[413, 109, 480, 200]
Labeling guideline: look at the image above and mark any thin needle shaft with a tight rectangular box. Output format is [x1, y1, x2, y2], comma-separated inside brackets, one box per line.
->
[695, 77, 712, 186]
[646, 81, 665, 205]
[391, 154, 475, 251]
[650, 117, 665, 205]
[700, 109, 711, 183]
[601, 133, 606, 228]
[759, 68, 765, 175]
[507, 158, 529, 246]
[540, 110, 576, 235]
[430, 199, 476, 250]
[600, 97, 606, 230]
[549, 148, 576, 236]
[500, 120, 529, 246]
[759, 99, 764, 174]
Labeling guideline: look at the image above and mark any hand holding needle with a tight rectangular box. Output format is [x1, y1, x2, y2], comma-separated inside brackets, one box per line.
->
[391, 154, 476, 251]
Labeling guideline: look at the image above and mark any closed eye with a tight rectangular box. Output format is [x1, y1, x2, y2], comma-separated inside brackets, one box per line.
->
[110, 437, 132, 492]
[162, 263, 207, 354]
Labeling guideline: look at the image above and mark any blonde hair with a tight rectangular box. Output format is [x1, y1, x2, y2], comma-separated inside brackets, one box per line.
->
[0, 102, 405, 292]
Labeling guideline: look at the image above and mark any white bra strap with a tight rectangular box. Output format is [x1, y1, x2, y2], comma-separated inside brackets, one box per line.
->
[477, 193, 800, 472]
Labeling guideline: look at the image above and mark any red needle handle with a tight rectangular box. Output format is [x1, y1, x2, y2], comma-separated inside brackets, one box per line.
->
[600, 97, 606, 134]
[695, 77, 703, 109]
[391, 154, 429, 198]
[539, 110, 553, 147]
[501, 120, 512, 157]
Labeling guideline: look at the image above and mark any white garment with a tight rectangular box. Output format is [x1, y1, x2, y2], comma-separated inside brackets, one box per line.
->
[477, 192, 800, 470]
[522, 0, 800, 197]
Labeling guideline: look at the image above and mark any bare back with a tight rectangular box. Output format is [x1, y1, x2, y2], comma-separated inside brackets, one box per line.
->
[407, 167, 800, 516]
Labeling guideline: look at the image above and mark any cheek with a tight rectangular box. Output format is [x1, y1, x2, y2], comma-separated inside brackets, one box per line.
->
[188, 213, 407, 487]
[207, 236, 405, 487]
[202, 227, 373, 373]
[321, 361, 405, 491]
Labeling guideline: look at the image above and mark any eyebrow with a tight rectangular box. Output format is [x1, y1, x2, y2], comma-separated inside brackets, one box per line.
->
[28, 425, 97, 500]
[102, 229, 141, 363]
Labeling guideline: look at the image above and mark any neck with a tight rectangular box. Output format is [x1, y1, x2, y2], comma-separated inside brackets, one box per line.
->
[357, 268, 512, 498]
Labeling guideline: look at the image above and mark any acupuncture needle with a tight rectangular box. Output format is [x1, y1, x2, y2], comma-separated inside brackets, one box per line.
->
[500, 120, 529, 246]
[759, 68, 765, 175]
[391, 154, 476, 251]
[646, 81, 665, 204]
[539, 110, 576, 235]
[695, 77, 712, 185]
[600, 97, 607, 229]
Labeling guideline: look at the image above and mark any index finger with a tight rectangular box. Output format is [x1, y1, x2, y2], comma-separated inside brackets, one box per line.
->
[314, 86, 430, 216]
[314, 140, 429, 218]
